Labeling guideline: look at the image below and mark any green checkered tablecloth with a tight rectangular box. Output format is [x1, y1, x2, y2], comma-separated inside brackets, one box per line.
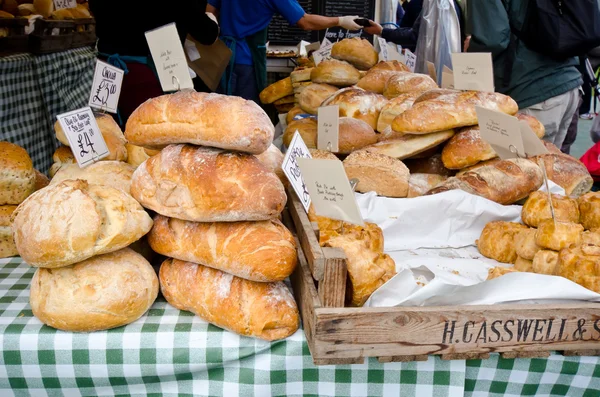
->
[1, 257, 600, 397]
[0, 47, 96, 174]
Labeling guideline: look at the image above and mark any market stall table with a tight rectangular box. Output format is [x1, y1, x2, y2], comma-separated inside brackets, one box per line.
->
[1, 258, 599, 396]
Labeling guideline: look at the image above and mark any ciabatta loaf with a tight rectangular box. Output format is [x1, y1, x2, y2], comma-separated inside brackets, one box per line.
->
[363, 130, 454, 160]
[383, 72, 438, 98]
[298, 83, 338, 114]
[376, 92, 420, 133]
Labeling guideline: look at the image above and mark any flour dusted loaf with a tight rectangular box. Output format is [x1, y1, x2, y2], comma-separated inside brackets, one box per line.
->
[383, 72, 438, 98]
[255, 144, 286, 185]
[126, 144, 160, 168]
[0, 141, 35, 205]
[259, 77, 293, 104]
[357, 70, 402, 94]
[521, 191, 580, 227]
[0, 205, 17, 258]
[376, 92, 420, 133]
[364, 130, 455, 160]
[441, 127, 497, 170]
[49, 146, 75, 178]
[529, 154, 593, 198]
[476, 221, 528, 263]
[160, 259, 299, 341]
[321, 87, 388, 130]
[331, 37, 378, 70]
[311, 59, 361, 87]
[30, 248, 158, 332]
[126, 91, 274, 154]
[50, 161, 135, 194]
[131, 145, 286, 222]
[517, 113, 545, 138]
[12, 180, 153, 268]
[148, 216, 297, 282]
[343, 151, 409, 198]
[298, 83, 338, 114]
[370, 60, 410, 72]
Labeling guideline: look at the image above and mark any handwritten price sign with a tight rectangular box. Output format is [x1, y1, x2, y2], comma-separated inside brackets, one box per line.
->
[88, 60, 124, 113]
[56, 107, 109, 168]
[404, 49, 417, 72]
[317, 105, 339, 152]
[53, 0, 76, 10]
[282, 132, 312, 212]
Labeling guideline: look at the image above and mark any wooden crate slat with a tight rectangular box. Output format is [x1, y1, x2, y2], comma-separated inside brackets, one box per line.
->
[378, 355, 428, 363]
[318, 247, 347, 308]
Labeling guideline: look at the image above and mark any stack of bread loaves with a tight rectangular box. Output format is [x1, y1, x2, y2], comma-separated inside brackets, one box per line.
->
[125, 90, 300, 341]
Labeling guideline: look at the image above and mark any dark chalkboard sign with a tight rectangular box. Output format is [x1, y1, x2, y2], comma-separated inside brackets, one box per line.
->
[267, 0, 318, 45]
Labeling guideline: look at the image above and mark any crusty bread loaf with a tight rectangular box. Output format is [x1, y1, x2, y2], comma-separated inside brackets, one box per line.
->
[376, 92, 420, 133]
[579, 192, 600, 230]
[17, 4, 35, 16]
[532, 250, 560, 275]
[477, 221, 528, 263]
[557, 245, 600, 284]
[33, 169, 49, 191]
[516, 113, 545, 139]
[356, 70, 402, 94]
[414, 89, 461, 103]
[50, 161, 135, 194]
[456, 159, 502, 176]
[514, 229, 541, 261]
[290, 67, 313, 83]
[392, 91, 518, 134]
[149, 216, 296, 282]
[51, 8, 74, 19]
[309, 149, 339, 160]
[12, 180, 153, 268]
[274, 95, 295, 105]
[404, 154, 454, 176]
[0, 205, 17, 258]
[0, 141, 35, 205]
[529, 154, 593, 198]
[343, 151, 409, 198]
[521, 191, 580, 227]
[535, 219, 583, 251]
[407, 173, 447, 198]
[255, 144, 286, 185]
[283, 118, 318, 148]
[286, 105, 304, 124]
[383, 72, 438, 99]
[298, 83, 338, 114]
[159, 259, 299, 341]
[321, 88, 388, 130]
[55, 113, 127, 162]
[310, 59, 360, 87]
[125, 91, 274, 155]
[441, 127, 497, 170]
[274, 103, 295, 113]
[363, 130, 454, 160]
[543, 141, 564, 155]
[259, 77, 293, 104]
[30, 248, 158, 332]
[514, 256, 534, 272]
[49, 145, 75, 176]
[131, 145, 286, 222]
[370, 60, 410, 72]
[125, 144, 161, 168]
[331, 37, 378, 70]
[427, 158, 543, 205]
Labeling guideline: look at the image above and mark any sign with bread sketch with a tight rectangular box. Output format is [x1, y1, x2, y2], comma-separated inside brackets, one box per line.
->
[56, 107, 109, 168]
[53, 0, 76, 10]
[282, 132, 312, 212]
[88, 60, 124, 114]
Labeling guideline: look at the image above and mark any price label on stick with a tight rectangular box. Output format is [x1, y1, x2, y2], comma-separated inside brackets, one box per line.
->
[377, 36, 389, 61]
[282, 132, 312, 212]
[475, 106, 524, 159]
[53, 0, 76, 10]
[451, 53, 494, 92]
[317, 105, 339, 152]
[56, 107, 109, 168]
[297, 158, 364, 226]
[520, 121, 549, 156]
[313, 43, 333, 66]
[88, 60, 124, 113]
[145, 23, 194, 92]
[404, 49, 417, 72]
[388, 43, 403, 62]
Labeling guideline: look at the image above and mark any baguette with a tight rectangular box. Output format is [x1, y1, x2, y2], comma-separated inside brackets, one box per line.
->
[159, 259, 299, 341]
[376, 92, 420, 133]
[363, 130, 454, 160]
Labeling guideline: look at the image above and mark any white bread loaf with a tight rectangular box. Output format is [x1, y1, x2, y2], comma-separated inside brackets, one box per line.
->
[310, 59, 361, 87]
[298, 83, 338, 114]
[383, 72, 438, 98]
[376, 92, 420, 133]
[50, 161, 135, 194]
[12, 180, 153, 268]
[343, 151, 410, 198]
[0, 141, 36, 205]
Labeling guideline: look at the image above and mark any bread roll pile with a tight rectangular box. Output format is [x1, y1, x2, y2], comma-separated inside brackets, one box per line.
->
[125, 90, 300, 341]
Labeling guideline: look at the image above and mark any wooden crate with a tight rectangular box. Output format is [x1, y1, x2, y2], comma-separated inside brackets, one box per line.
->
[285, 188, 600, 365]
[30, 20, 75, 54]
[0, 18, 29, 56]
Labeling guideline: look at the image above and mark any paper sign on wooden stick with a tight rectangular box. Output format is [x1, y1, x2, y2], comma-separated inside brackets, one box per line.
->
[404, 49, 417, 72]
[476, 107, 524, 159]
[377, 36, 389, 61]
[317, 105, 339, 152]
[282, 132, 312, 212]
[297, 158, 364, 226]
[145, 23, 194, 92]
[57, 107, 110, 168]
[451, 53, 494, 92]
[313, 43, 333, 66]
[88, 60, 124, 114]
[520, 121, 549, 156]
[54, 0, 76, 10]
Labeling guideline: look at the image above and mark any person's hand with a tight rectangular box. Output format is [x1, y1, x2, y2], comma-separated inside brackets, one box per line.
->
[464, 35, 471, 52]
[364, 20, 383, 36]
[338, 16, 361, 30]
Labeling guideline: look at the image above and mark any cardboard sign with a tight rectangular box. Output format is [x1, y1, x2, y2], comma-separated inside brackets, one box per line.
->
[313, 43, 333, 66]
[451, 53, 494, 92]
[388, 43, 404, 62]
[476, 107, 524, 159]
[404, 49, 417, 72]
[321, 37, 334, 48]
[377, 36, 389, 61]
[146, 23, 194, 92]
[282, 132, 312, 212]
[520, 121, 549, 156]
[88, 60, 124, 114]
[305, 41, 321, 54]
[56, 107, 109, 168]
[53, 0, 76, 10]
[426, 61, 438, 83]
[297, 159, 364, 226]
[317, 105, 339, 152]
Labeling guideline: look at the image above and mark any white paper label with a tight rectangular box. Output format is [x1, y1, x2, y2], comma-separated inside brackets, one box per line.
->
[282, 132, 312, 212]
[317, 105, 339, 152]
[476, 107, 524, 159]
[305, 41, 321, 54]
[313, 43, 333, 66]
[441, 71, 455, 89]
[53, 0, 76, 10]
[377, 36, 389, 62]
[388, 43, 404, 62]
[451, 53, 494, 92]
[297, 159, 364, 226]
[520, 121, 549, 156]
[145, 23, 194, 92]
[88, 60, 124, 114]
[57, 107, 109, 168]
[321, 37, 333, 48]
[404, 49, 417, 72]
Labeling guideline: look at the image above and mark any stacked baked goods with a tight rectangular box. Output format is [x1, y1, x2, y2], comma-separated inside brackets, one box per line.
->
[125, 90, 300, 341]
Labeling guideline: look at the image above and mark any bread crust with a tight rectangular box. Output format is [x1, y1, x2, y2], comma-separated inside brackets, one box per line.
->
[383, 72, 438, 99]
[343, 151, 410, 198]
[331, 38, 378, 70]
[0, 141, 35, 205]
[441, 127, 497, 170]
[521, 191, 580, 228]
[311, 59, 360, 87]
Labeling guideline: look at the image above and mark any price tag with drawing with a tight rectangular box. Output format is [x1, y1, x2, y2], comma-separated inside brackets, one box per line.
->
[53, 0, 76, 10]
[313, 43, 333, 66]
[317, 105, 339, 152]
[451, 53, 494, 92]
[145, 23, 194, 92]
[282, 132, 312, 212]
[56, 107, 109, 168]
[88, 60, 124, 113]
[404, 49, 417, 72]
[297, 158, 364, 226]
[377, 36, 389, 61]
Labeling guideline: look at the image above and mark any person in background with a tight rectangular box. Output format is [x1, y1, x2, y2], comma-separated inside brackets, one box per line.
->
[468, 0, 582, 149]
[89, 0, 219, 124]
[400, 0, 423, 28]
[206, 0, 361, 102]
[396, 1, 406, 25]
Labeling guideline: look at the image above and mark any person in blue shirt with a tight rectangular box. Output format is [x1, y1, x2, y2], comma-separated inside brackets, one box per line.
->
[207, 0, 361, 102]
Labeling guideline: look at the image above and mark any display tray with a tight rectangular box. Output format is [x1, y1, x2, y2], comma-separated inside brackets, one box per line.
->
[0, 18, 29, 56]
[29, 18, 95, 55]
[284, 187, 600, 366]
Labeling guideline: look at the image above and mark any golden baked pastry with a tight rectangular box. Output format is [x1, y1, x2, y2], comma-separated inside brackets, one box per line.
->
[521, 191, 580, 228]
[535, 219, 583, 251]
[557, 245, 600, 284]
[581, 231, 600, 256]
[514, 256, 533, 272]
[487, 267, 518, 280]
[514, 228, 541, 261]
[579, 192, 600, 230]
[477, 221, 528, 264]
[532, 250, 560, 275]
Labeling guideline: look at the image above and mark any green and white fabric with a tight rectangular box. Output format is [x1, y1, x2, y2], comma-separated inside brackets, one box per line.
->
[1, 257, 599, 397]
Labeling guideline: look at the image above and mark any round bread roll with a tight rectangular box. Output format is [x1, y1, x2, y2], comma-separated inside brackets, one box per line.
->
[514, 256, 533, 272]
[0, 141, 36, 205]
[283, 118, 317, 148]
[530, 154, 593, 198]
[370, 60, 410, 72]
[343, 151, 409, 198]
[404, 154, 454, 176]
[557, 245, 600, 284]
[50, 161, 135, 194]
[30, 248, 159, 332]
[0, 205, 18, 259]
[286, 105, 304, 125]
[298, 83, 338, 114]
[12, 180, 153, 268]
[33, 169, 49, 191]
[259, 77, 293, 104]
[578, 192, 600, 230]
[126, 143, 153, 168]
[521, 191, 580, 228]
[383, 72, 438, 99]
[407, 173, 447, 198]
[255, 144, 286, 185]
[376, 92, 420, 133]
[441, 127, 497, 170]
[321, 87, 388, 130]
[356, 70, 402, 94]
[331, 37, 378, 70]
[49, 146, 75, 178]
[535, 219, 583, 251]
[514, 229, 541, 261]
[476, 221, 528, 264]
[516, 113, 545, 139]
[309, 149, 338, 160]
[532, 250, 560, 275]
[310, 59, 360, 87]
